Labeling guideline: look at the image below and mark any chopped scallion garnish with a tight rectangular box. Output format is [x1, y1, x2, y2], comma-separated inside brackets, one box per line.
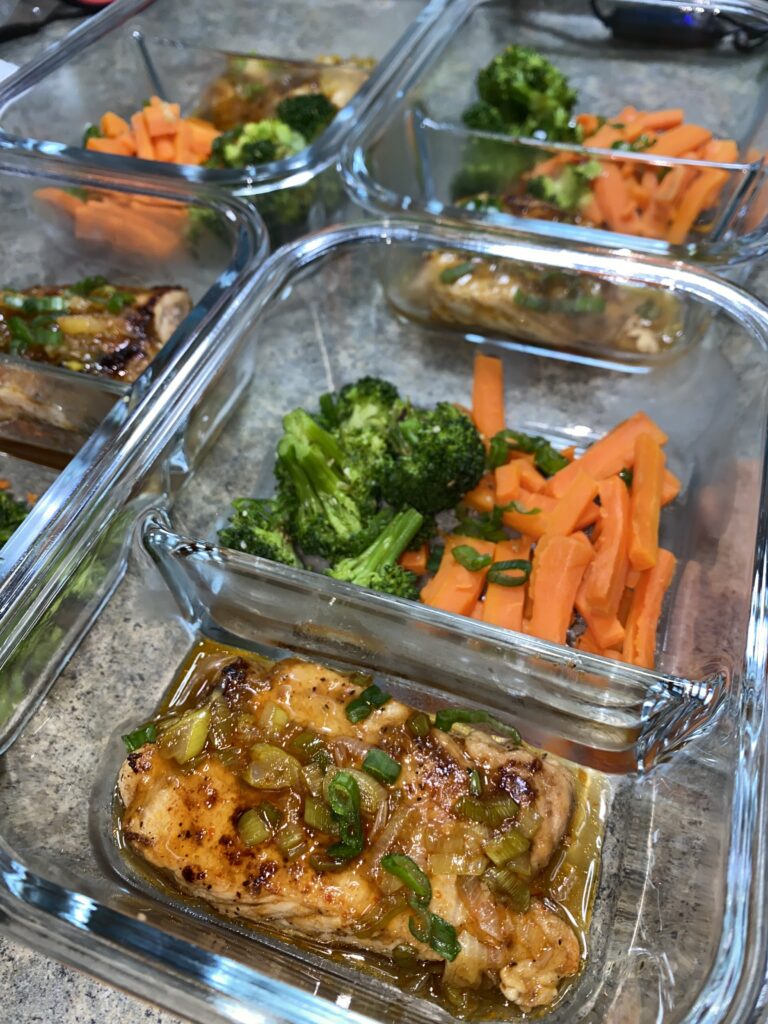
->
[122, 722, 157, 752]
[345, 683, 391, 724]
[435, 708, 521, 744]
[363, 748, 402, 785]
[451, 544, 493, 572]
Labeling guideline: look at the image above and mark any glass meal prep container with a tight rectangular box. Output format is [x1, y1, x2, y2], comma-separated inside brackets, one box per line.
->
[0, 0, 447, 244]
[0, 145, 266, 466]
[342, 0, 768, 275]
[0, 224, 767, 1024]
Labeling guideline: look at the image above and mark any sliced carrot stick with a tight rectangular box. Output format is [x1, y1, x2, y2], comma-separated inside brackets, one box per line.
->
[625, 568, 642, 590]
[495, 461, 523, 506]
[154, 137, 176, 162]
[594, 163, 636, 231]
[702, 138, 738, 164]
[130, 111, 155, 160]
[463, 473, 496, 513]
[143, 101, 181, 138]
[524, 533, 594, 645]
[576, 113, 599, 136]
[420, 535, 497, 617]
[580, 475, 631, 616]
[662, 468, 681, 506]
[502, 490, 550, 539]
[583, 124, 624, 149]
[470, 600, 486, 620]
[100, 111, 130, 138]
[545, 412, 667, 499]
[645, 123, 712, 158]
[629, 433, 665, 571]
[622, 548, 677, 668]
[666, 167, 728, 244]
[626, 108, 683, 140]
[575, 599, 625, 650]
[561, 445, 576, 463]
[577, 628, 622, 659]
[543, 468, 599, 537]
[482, 537, 532, 632]
[472, 354, 505, 440]
[399, 544, 428, 575]
[35, 187, 83, 217]
[86, 135, 135, 157]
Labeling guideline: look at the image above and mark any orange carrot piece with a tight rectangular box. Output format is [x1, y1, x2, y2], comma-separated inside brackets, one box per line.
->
[646, 124, 712, 158]
[482, 537, 532, 632]
[100, 111, 130, 138]
[580, 475, 631, 616]
[626, 108, 683, 139]
[470, 600, 486, 620]
[561, 445, 576, 463]
[545, 412, 667, 499]
[617, 105, 639, 124]
[35, 186, 83, 217]
[594, 162, 636, 232]
[577, 113, 599, 136]
[495, 461, 523, 506]
[143, 101, 181, 138]
[666, 167, 728, 244]
[622, 548, 677, 668]
[625, 568, 641, 590]
[662, 469, 681, 506]
[173, 119, 195, 164]
[130, 111, 155, 160]
[524, 533, 594, 645]
[472, 353, 505, 440]
[628, 433, 665, 571]
[87, 135, 136, 157]
[544, 469, 599, 537]
[154, 137, 176, 162]
[187, 119, 220, 159]
[583, 124, 624, 149]
[702, 138, 738, 164]
[576, 599, 625, 650]
[399, 544, 428, 575]
[464, 473, 496, 513]
[420, 535, 497, 617]
[502, 490, 550, 539]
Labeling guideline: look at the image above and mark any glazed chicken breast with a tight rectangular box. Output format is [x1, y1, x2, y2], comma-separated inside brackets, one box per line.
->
[119, 653, 581, 1012]
[0, 279, 192, 381]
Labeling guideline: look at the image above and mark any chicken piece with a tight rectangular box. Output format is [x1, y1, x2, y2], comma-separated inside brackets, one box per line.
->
[410, 251, 680, 356]
[119, 654, 582, 1008]
[0, 283, 192, 382]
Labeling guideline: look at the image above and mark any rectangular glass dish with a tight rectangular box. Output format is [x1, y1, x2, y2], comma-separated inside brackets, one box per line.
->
[0, 0, 446, 241]
[342, 0, 768, 272]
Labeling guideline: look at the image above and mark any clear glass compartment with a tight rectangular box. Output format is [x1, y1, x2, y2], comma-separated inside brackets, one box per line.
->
[0, 146, 264, 464]
[342, 0, 768, 270]
[0, 512, 765, 1024]
[0, 0, 445, 240]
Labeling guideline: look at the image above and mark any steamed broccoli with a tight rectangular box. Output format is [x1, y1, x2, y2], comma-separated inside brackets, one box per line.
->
[328, 507, 424, 599]
[206, 119, 307, 169]
[218, 497, 301, 567]
[526, 160, 601, 211]
[0, 491, 30, 546]
[461, 101, 508, 135]
[470, 45, 580, 143]
[382, 403, 485, 515]
[276, 94, 338, 141]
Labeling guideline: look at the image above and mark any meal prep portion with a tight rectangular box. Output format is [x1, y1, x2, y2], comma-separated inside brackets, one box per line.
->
[218, 355, 679, 669]
[446, 45, 741, 246]
[118, 641, 600, 1016]
[0, 276, 192, 380]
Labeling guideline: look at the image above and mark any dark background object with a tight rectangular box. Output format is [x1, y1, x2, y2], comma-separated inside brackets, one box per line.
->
[590, 0, 768, 50]
[0, 0, 113, 43]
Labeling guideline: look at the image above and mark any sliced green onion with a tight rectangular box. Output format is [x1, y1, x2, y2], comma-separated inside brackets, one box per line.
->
[34, 325, 61, 347]
[325, 767, 384, 817]
[275, 821, 307, 861]
[426, 544, 444, 573]
[439, 261, 475, 285]
[363, 748, 402, 785]
[70, 274, 108, 296]
[354, 891, 410, 936]
[122, 722, 157, 752]
[487, 559, 532, 588]
[23, 294, 67, 313]
[451, 544, 493, 572]
[237, 808, 271, 846]
[257, 700, 289, 735]
[619, 467, 633, 488]
[326, 770, 364, 861]
[434, 709, 521, 744]
[484, 826, 530, 867]
[514, 289, 550, 312]
[255, 801, 284, 829]
[406, 711, 431, 738]
[345, 683, 391, 724]
[1, 293, 25, 309]
[7, 316, 34, 351]
[502, 500, 541, 516]
[454, 794, 519, 827]
[408, 899, 461, 961]
[489, 429, 569, 478]
[309, 851, 347, 873]
[286, 729, 330, 766]
[106, 291, 133, 314]
[468, 769, 483, 796]
[159, 707, 211, 764]
[381, 853, 432, 904]
[483, 866, 531, 912]
[244, 743, 302, 789]
[504, 851, 532, 878]
[517, 806, 542, 840]
[392, 943, 419, 964]
[304, 796, 338, 834]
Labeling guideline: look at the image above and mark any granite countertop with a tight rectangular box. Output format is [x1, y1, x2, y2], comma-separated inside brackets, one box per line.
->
[0, 15, 181, 1024]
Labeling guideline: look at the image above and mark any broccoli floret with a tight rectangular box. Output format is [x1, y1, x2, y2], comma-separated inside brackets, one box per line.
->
[334, 377, 401, 434]
[474, 45, 580, 143]
[526, 160, 601, 212]
[206, 119, 307, 169]
[276, 93, 338, 141]
[328, 507, 424, 599]
[461, 100, 508, 134]
[218, 497, 301, 567]
[382, 403, 486, 516]
[0, 491, 30, 546]
[450, 136, 537, 204]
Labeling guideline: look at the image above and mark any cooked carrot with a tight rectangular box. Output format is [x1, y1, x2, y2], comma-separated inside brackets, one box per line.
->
[666, 167, 728, 244]
[502, 490, 550, 539]
[627, 108, 683, 139]
[583, 124, 624, 149]
[472, 354, 505, 440]
[130, 111, 155, 160]
[625, 568, 641, 590]
[154, 137, 176, 162]
[545, 412, 667, 499]
[594, 163, 635, 231]
[576, 599, 625, 650]
[100, 111, 130, 138]
[629, 433, 665, 571]
[655, 164, 697, 206]
[173, 119, 194, 164]
[524, 533, 594, 645]
[543, 468, 599, 537]
[35, 187, 83, 217]
[703, 138, 738, 164]
[662, 469, 681, 506]
[143, 101, 181, 138]
[470, 600, 486, 620]
[561, 445, 576, 463]
[622, 548, 677, 668]
[420, 535, 497, 617]
[576, 113, 599, 136]
[463, 473, 496, 513]
[580, 475, 630, 616]
[399, 544, 428, 575]
[0, 479, 9, 490]
[86, 136, 135, 157]
[482, 537, 532, 632]
[617, 105, 639, 124]
[646, 123, 712, 158]
[495, 461, 523, 506]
